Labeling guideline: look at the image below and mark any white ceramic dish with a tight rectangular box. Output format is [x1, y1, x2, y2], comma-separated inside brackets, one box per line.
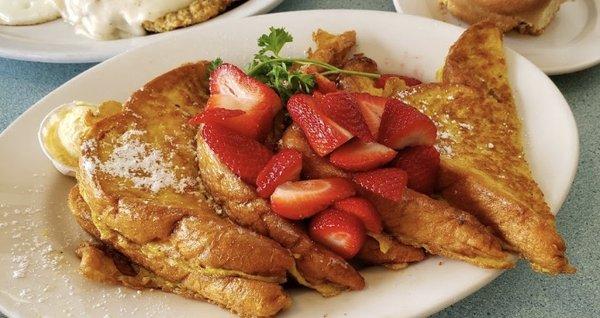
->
[0, 0, 283, 63]
[0, 10, 578, 318]
[393, 0, 600, 75]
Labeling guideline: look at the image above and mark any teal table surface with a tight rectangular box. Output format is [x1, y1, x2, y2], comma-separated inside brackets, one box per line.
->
[1, 1, 598, 317]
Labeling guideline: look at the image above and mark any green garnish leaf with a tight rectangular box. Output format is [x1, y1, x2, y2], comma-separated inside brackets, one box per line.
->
[208, 57, 223, 73]
[245, 27, 380, 101]
[257, 27, 294, 56]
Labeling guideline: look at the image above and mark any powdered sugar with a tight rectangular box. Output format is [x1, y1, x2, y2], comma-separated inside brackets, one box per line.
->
[87, 129, 195, 193]
[11, 255, 29, 278]
[435, 144, 454, 157]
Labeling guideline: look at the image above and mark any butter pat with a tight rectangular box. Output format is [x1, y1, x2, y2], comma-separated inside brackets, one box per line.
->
[39, 101, 96, 176]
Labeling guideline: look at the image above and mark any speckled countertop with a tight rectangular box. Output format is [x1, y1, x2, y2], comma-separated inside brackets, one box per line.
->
[0, 0, 598, 317]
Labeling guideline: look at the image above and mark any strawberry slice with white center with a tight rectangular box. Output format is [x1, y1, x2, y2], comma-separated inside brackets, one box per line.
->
[353, 93, 388, 139]
[316, 92, 373, 142]
[395, 145, 440, 195]
[333, 197, 382, 234]
[377, 99, 437, 150]
[329, 139, 397, 172]
[270, 178, 356, 220]
[201, 123, 273, 186]
[287, 94, 353, 156]
[207, 63, 282, 141]
[255, 149, 303, 198]
[309, 208, 366, 259]
[352, 168, 408, 202]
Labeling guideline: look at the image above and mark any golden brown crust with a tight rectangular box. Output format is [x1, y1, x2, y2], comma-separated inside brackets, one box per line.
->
[439, 162, 575, 274]
[307, 29, 357, 68]
[442, 22, 513, 104]
[337, 54, 383, 96]
[400, 83, 573, 273]
[126, 62, 211, 116]
[71, 187, 292, 317]
[76, 242, 291, 317]
[357, 236, 426, 267]
[196, 130, 365, 294]
[142, 0, 231, 33]
[366, 190, 516, 269]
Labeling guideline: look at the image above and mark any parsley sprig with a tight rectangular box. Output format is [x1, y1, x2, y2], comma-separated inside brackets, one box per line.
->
[208, 57, 223, 73]
[243, 27, 380, 100]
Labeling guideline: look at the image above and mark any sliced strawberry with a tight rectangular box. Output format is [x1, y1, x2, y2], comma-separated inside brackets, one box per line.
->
[207, 63, 282, 140]
[395, 146, 440, 195]
[329, 139, 397, 172]
[188, 108, 245, 125]
[333, 197, 382, 233]
[270, 178, 356, 220]
[314, 73, 338, 94]
[374, 74, 423, 88]
[287, 94, 353, 156]
[309, 208, 366, 259]
[378, 99, 437, 150]
[201, 123, 272, 186]
[316, 92, 373, 142]
[256, 149, 303, 198]
[352, 168, 408, 202]
[353, 93, 388, 139]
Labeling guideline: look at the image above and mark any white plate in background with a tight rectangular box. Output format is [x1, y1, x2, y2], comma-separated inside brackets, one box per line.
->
[393, 0, 600, 75]
[0, 0, 283, 63]
[0, 10, 578, 318]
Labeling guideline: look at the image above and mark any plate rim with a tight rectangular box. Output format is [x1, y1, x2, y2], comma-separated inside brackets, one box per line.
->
[0, 0, 284, 64]
[0, 9, 580, 318]
[391, 0, 600, 75]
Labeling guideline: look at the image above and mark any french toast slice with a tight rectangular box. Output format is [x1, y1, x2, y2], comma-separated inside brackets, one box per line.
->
[69, 186, 291, 317]
[279, 124, 513, 269]
[76, 62, 296, 316]
[398, 21, 573, 274]
[196, 129, 366, 296]
[442, 21, 513, 104]
[400, 83, 574, 274]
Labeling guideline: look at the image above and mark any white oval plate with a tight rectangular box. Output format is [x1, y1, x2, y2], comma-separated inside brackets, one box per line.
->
[0, 10, 578, 318]
[0, 0, 283, 63]
[393, 0, 600, 75]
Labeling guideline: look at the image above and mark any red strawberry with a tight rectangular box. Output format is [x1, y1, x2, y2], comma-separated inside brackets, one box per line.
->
[188, 108, 245, 125]
[314, 73, 338, 94]
[201, 123, 272, 186]
[256, 149, 303, 198]
[329, 139, 397, 172]
[374, 74, 423, 88]
[287, 94, 353, 156]
[270, 178, 356, 220]
[207, 63, 282, 140]
[395, 146, 440, 195]
[352, 168, 408, 202]
[378, 99, 437, 150]
[333, 197, 382, 233]
[309, 208, 366, 259]
[316, 92, 373, 142]
[353, 93, 388, 139]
